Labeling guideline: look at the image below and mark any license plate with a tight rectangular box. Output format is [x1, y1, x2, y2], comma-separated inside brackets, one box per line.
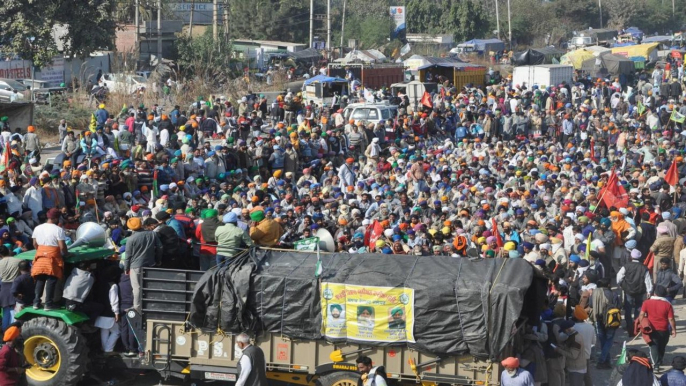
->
[205, 372, 236, 381]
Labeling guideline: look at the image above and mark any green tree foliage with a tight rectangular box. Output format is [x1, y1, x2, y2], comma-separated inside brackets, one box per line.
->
[405, 0, 490, 42]
[229, 0, 310, 43]
[175, 28, 236, 81]
[0, 0, 116, 68]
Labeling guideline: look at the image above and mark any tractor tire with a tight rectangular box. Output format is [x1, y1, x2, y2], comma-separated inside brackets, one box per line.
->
[21, 316, 89, 386]
[316, 371, 360, 386]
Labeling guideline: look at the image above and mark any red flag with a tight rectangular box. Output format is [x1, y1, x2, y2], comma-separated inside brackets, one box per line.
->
[664, 158, 679, 186]
[365, 220, 384, 251]
[644, 251, 655, 274]
[420, 91, 433, 109]
[491, 218, 504, 248]
[599, 170, 629, 209]
[590, 138, 597, 162]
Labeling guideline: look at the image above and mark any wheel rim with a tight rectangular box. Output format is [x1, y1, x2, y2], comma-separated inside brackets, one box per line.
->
[24, 335, 61, 381]
[332, 379, 357, 386]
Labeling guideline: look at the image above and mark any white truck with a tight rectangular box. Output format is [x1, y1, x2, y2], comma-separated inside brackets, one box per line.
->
[512, 64, 574, 89]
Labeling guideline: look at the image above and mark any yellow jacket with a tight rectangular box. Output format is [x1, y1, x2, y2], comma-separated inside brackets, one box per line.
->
[249, 218, 283, 247]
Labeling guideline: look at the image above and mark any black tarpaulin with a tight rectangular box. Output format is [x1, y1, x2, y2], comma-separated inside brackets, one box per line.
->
[581, 52, 634, 76]
[188, 249, 536, 359]
[512, 49, 546, 65]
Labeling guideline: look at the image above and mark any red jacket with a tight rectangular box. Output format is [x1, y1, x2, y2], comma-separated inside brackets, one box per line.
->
[195, 223, 217, 255]
[0, 344, 21, 386]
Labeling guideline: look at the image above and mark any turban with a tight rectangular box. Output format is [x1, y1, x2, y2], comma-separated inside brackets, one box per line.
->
[201, 209, 218, 219]
[501, 357, 519, 369]
[250, 210, 265, 222]
[3, 326, 20, 342]
[631, 249, 642, 259]
[127, 218, 142, 231]
[46, 208, 60, 220]
[573, 305, 588, 321]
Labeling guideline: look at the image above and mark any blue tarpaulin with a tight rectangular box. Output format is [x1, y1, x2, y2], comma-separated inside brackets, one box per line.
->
[461, 39, 505, 52]
[303, 75, 348, 85]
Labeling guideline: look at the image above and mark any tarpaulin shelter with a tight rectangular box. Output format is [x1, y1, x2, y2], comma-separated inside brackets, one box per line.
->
[451, 39, 505, 55]
[560, 49, 595, 69]
[585, 45, 612, 56]
[581, 52, 634, 76]
[416, 61, 486, 92]
[188, 249, 541, 359]
[303, 74, 348, 86]
[512, 47, 565, 65]
[611, 43, 659, 62]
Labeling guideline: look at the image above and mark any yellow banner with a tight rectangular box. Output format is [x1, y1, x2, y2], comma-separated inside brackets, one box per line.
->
[321, 283, 415, 343]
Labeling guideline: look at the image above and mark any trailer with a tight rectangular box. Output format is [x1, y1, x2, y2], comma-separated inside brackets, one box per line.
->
[15, 233, 542, 386]
[512, 64, 574, 89]
[327, 63, 405, 90]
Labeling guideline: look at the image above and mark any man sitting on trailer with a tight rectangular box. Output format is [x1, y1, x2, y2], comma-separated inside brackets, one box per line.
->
[356, 356, 387, 386]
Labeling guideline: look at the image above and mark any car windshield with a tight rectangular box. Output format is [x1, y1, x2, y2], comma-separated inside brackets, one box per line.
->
[131, 76, 146, 83]
[2, 79, 26, 91]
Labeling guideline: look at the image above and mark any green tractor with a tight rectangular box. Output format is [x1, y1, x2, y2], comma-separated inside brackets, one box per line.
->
[13, 223, 122, 385]
[15, 246, 116, 385]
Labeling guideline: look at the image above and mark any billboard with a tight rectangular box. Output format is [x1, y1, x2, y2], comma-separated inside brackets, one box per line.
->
[170, 0, 222, 25]
[37, 57, 64, 87]
[389, 6, 406, 41]
[321, 282, 415, 343]
[0, 60, 32, 80]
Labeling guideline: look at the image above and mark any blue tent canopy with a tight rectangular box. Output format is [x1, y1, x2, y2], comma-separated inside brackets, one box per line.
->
[303, 74, 348, 85]
[461, 39, 505, 52]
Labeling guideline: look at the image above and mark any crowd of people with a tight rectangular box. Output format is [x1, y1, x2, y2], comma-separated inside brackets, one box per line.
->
[0, 59, 684, 385]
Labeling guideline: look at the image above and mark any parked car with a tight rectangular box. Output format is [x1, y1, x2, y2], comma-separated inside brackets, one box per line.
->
[99, 73, 147, 94]
[343, 102, 399, 139]
[0, 78, 27, 102]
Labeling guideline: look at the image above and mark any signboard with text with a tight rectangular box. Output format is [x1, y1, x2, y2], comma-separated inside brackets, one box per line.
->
[171, 0, 222, 24]
[0, 60, 32, 80]
[321, 282, 415, 343]
[389, 6, 406, 41]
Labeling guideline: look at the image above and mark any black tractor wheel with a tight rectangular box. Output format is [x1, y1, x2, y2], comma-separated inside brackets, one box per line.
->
[21, 317, 89, 386]
[317, 371, 361, 386]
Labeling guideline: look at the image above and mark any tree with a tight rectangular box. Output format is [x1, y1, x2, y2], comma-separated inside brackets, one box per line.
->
[443, 0, 490, 42]
[0, 0, 116, 68]
[175, 28, 235, 82]
[603, 0, 638, 29]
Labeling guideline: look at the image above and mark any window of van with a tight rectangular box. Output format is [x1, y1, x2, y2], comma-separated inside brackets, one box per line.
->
[351, 108, 368, 120]
[367, 109, 379, 120]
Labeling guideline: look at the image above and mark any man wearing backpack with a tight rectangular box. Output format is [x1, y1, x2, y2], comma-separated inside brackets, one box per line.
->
[617, 249, 653, 336]
[591, 278, 620, 369]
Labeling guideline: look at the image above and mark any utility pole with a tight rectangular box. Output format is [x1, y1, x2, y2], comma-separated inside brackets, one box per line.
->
[223, 0, 229, 43]
[189, 0, 195, 37]
[507, 0, 512, 49]
[340, 0, 347, 54]
[598, 0, 602, 28]
[494, 0, 500, 40]
[213, 0, 218, 40]
[134, 0, 139, 50]
[327, 0, 331, 56]
[157, 0, 162, 60]
[309, 0, 314, 48]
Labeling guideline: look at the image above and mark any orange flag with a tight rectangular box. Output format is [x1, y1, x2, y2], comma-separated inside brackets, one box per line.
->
[665, 158, 679, 186]
[420, 91, 433, 109]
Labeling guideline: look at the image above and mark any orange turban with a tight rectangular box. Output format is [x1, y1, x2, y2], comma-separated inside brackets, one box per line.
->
[3, 326, 20, 342]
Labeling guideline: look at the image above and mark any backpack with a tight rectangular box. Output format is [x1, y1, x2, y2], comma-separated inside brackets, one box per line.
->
[603, 288, 621, 329]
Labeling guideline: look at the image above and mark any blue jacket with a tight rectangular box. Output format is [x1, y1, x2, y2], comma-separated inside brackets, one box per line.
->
[95, 108, 108, 125]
